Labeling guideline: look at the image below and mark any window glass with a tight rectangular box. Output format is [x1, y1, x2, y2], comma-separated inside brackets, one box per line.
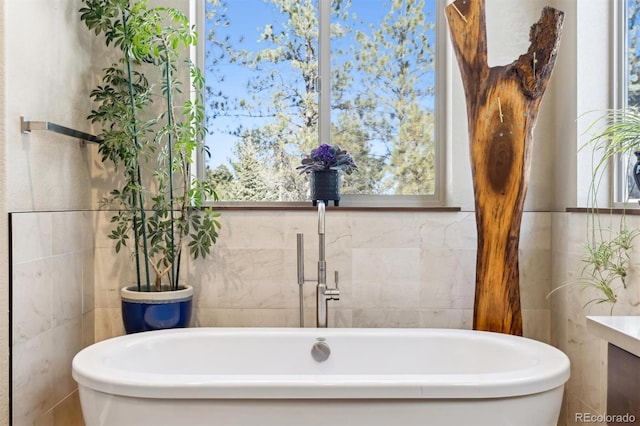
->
[203, 0, 438, 203]
[628, 0, 640, 106]
[621, 0, 640, 200]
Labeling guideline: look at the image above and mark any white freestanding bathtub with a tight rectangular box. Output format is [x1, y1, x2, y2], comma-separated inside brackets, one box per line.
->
[72, 328, 570, 426]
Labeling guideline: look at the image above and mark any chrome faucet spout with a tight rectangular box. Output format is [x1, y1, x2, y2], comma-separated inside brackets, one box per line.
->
[316, 201, 339, 328]
[318, 201, 326, 286]
[318, 200, 325, 235]
[297, 201, 340, 328]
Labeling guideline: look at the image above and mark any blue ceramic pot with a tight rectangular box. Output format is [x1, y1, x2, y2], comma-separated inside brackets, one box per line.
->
[120, 285, 193, 334]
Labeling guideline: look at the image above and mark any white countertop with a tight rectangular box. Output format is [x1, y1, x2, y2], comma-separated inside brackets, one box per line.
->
[586, 316, 640, 357]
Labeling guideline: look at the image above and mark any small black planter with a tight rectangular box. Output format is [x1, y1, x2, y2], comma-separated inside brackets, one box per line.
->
[310, 170, 340, 206]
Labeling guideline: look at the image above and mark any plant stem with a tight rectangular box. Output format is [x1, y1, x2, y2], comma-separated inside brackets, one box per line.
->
[163, 42, 177, 290]
[122, 10, 151, 292]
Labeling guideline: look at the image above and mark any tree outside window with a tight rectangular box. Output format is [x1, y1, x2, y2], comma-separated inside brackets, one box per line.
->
[618, 0, 640, 201]
[204, 0, 437, 203]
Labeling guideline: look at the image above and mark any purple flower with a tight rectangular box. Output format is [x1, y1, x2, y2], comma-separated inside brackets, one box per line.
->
[311, 144, 337, 165]
[297, 143, 358, 175]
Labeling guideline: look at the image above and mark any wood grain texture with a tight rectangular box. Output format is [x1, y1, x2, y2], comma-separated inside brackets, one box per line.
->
[607, 344, 640, 424]
[445, 0, 564, 335]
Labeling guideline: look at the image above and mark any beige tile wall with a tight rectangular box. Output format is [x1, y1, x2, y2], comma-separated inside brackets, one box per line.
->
[95, 209, 552, 343]
[551, 212, 640, 426]
[11, 212, 94, 425]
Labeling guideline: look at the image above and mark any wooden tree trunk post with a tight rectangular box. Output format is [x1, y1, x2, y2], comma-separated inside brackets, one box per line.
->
[445, 0, 564, 335]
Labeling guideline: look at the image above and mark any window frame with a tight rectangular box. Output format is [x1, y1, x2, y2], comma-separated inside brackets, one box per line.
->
[614, 0, 628, 205]
[195, 0, 448, 208]
[612, 0, 640, 206]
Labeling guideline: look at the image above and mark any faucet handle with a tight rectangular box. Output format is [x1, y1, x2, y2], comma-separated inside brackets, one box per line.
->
[323, 270, 340, 299]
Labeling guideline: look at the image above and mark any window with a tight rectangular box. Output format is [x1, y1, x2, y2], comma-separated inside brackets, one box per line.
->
[201, 0, 442, 206]
[616, 0, 640, 202]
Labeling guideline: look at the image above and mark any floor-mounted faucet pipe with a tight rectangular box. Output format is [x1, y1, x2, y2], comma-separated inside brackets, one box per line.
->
[295, 201, 339, 328]
[296, 233, 305, 327]
[297, 233, 305, 286]
[316, 201, 340, 327]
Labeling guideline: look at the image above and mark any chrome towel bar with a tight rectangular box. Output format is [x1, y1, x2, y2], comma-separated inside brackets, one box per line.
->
[20, 116, 101, 144]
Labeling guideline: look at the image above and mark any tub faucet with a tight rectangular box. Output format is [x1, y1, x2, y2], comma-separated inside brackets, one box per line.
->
[316, 201, 340, 328]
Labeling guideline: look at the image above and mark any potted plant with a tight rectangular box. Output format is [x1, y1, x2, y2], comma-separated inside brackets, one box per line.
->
[549, 109, 640, 313]
[80, 0, 221, 333]
[297, 143, 357, 206]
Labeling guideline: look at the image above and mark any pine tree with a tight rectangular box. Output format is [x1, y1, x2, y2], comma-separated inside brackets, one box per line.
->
[228, 133, 273, 201]
[352, 0, 436, 194]
[204, 0, 436, 200]
[207, 164, 233, 201]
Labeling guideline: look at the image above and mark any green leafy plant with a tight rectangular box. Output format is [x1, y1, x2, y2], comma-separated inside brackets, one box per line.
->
[571, 226, 639, 312]
[549, 109, 640, 313]
[81, 0, 220, 292]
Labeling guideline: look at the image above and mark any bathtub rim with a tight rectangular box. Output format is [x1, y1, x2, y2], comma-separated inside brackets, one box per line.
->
[72, 327, 570, 400]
